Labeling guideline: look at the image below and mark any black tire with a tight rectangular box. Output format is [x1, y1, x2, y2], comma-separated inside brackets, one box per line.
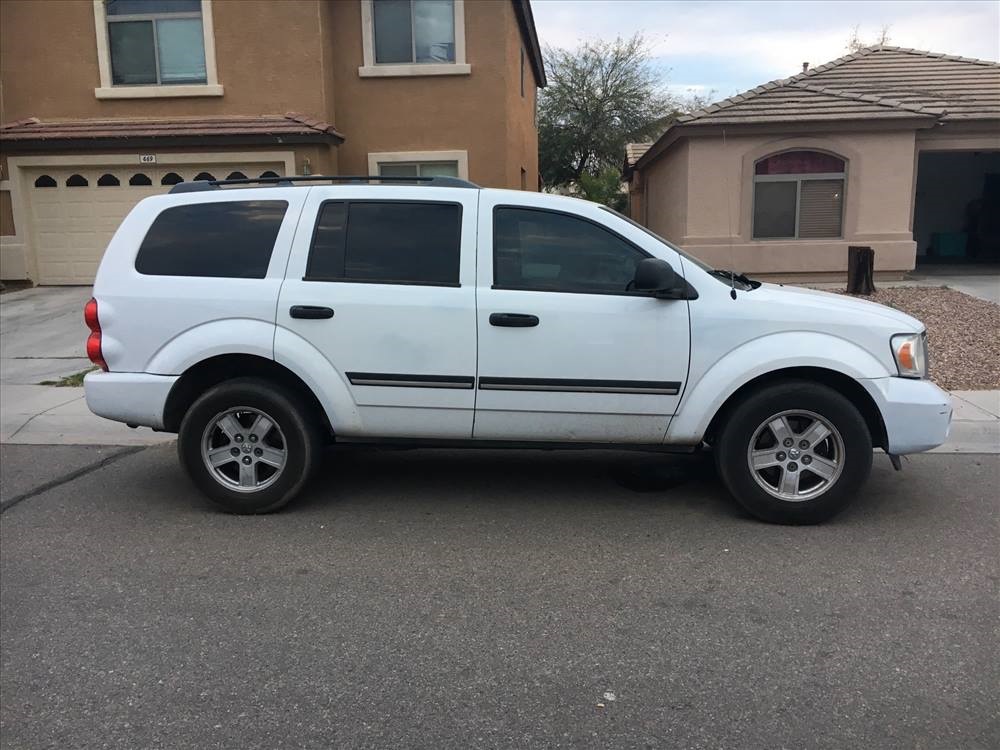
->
[177, 377, 323, 514]
[714, 380, 872, 525]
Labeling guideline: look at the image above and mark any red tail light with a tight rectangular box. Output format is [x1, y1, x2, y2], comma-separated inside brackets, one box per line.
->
[84, 297, 108, 371]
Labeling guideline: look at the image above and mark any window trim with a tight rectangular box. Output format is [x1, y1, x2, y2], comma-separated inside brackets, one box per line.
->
[92, 0, 223, 98]
[751, 152, 847, 241]
[302, 199, 465, 288]
[491, 205, 658, 298]
[359, 0, 470, 78]
[367, 150, 469, 180]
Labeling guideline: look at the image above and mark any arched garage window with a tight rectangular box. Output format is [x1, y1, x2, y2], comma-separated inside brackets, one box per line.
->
[752, 151, 845, 239]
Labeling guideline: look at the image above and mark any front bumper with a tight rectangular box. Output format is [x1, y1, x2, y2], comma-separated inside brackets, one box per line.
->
[861, 376, 952, 454]
[84, 371, 179, 430]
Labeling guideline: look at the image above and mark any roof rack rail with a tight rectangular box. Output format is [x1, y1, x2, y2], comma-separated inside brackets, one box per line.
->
[169, 174, 480, 194]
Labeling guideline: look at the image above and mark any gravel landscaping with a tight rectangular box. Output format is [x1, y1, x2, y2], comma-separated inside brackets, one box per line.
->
[838, 286, 1000, 391]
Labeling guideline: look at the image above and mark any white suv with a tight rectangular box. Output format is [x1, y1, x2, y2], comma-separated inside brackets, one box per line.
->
[84, 175, 951, 524]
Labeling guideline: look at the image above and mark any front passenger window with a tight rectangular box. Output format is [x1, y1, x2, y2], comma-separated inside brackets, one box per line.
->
[493, 208, 648, 294]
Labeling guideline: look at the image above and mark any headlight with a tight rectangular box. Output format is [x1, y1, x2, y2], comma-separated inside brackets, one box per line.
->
[891, 332, 928, 378]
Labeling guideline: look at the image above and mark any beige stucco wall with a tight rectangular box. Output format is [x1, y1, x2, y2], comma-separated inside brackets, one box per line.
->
[643, 140, 689, 243]
[639, 129, 922, 277]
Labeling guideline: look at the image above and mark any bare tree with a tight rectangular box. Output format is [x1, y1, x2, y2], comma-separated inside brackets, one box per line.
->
[846, 24, 891, 53]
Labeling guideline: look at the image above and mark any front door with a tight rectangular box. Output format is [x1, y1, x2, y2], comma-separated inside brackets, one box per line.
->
[474, 197, 691, 443]
[278, 186, 479, 438]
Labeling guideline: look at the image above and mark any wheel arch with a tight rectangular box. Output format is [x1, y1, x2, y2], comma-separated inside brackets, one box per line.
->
[702, 367, 888, 450]
[162, 354, 333, 437]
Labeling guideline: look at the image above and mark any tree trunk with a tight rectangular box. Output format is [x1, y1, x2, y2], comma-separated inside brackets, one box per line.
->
[847, 245, 876, 295]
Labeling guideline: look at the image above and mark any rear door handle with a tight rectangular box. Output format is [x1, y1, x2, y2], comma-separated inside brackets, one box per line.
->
[489, 313, 539, 328]
[289, 305, 334, 320]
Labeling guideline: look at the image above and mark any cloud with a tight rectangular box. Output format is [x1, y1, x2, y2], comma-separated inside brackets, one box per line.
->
[532, 0, 1000, 94]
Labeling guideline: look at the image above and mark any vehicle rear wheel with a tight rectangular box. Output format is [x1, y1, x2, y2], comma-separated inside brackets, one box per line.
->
[178, 377, 322, 514]
[714, 381, 872, 524]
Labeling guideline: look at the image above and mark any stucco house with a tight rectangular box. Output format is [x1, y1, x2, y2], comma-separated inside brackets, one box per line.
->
[625, 46, 1000, 280]
[0, 0, 545, 285]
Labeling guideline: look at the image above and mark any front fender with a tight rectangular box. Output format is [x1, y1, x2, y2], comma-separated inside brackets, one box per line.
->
[666, 332, 892, 444]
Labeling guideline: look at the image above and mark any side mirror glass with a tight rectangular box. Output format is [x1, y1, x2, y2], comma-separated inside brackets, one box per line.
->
[632, 258, 679, 296]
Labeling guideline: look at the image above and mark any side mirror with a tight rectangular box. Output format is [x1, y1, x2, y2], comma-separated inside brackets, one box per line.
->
[632, 258, 680, 297]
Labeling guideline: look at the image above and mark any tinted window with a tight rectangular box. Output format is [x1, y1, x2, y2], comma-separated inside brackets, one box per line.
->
[494, 208, 647, 294]
[306, 201, 461, 286]
[135, 200, 287, 278]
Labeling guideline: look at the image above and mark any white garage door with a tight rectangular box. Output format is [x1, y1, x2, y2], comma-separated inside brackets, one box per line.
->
[26, 162, 286, 285]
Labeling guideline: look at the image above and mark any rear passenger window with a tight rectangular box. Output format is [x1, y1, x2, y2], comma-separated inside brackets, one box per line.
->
[306, 201, 461, 286]
[135, 201, 288, 278]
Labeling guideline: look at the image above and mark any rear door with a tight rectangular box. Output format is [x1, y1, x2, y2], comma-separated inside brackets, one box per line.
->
[277, 186, 479, 438]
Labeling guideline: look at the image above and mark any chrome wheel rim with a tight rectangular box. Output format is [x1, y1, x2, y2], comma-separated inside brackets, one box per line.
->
[747, 409, 844, 502]
[201, 407, 287, 493]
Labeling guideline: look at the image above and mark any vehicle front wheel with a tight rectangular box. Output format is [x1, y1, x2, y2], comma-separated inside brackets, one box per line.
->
[177, 377, 322, 514]
[714, 381, 873, 524]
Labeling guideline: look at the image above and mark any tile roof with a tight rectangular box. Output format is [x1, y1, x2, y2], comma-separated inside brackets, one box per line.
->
[0, 112, 345, 143]
[624, 142, 653, 167]
[677, 46, 999, 127]
[634, 45, 1000, 171]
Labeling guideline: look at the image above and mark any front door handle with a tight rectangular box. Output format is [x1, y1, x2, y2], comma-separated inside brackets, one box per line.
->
[489, 313, 539, 328]
[290, 305, 334, 320]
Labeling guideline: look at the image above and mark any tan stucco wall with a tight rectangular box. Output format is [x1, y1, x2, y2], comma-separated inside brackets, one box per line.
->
[1, 1, 538, 191]
[328, 0, 532, 189]
[644, 140, 689, 243]
[639, 129, 920, 275]
[502, 2, 540, 190]
[0, 0, 330, 120]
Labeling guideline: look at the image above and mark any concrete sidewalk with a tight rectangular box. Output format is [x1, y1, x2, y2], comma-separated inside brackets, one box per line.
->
[0, 385, 172, 446]
[1, 383, 996, 453]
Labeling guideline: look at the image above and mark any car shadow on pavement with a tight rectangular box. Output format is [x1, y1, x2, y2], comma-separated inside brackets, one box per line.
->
[285, 445, 744, 519]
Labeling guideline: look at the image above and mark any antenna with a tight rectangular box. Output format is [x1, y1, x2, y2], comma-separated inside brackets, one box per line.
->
[722, 127, 737, 300]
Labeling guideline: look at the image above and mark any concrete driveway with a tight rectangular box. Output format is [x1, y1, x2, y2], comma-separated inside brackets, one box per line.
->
[0, 286, 93, 385]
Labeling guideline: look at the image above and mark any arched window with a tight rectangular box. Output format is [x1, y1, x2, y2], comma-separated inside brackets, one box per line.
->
[193, 172, 215, 181]
[34, 175, 57, 188]
[259, 170, 279, 179]
[752, 150, 846, 239]
[66, 174, 89, 187]
[161, 172, 184, 185]
[97, 174, 120, 187]
[225, 171, 247, 180]
[129, 173, 153, 186]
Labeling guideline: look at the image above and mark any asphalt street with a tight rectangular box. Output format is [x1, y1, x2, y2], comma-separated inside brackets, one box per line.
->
[1, 444, 997, 749]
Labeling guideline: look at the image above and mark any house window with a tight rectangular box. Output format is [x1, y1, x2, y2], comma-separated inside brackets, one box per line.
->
[106, 0, 206, 85]
[752, 150, 846, 239]
[374, 0, 454, 63]
[368, 150, 469, 181]
[360, 0, 469, 77]
[520, 47, 525, 97]
[93, 0, 222, 98]
[378, 161, 459, 180]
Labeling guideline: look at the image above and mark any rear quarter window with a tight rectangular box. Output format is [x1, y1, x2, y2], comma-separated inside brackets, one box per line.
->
[135, 200, 288, 278]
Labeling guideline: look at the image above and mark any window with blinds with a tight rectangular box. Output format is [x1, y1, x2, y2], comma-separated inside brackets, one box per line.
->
[798, 179, 844, 238]
[752, 151, 846, 240]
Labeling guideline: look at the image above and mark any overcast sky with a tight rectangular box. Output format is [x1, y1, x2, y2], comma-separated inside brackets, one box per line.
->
[531, 0, 1000, 101]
